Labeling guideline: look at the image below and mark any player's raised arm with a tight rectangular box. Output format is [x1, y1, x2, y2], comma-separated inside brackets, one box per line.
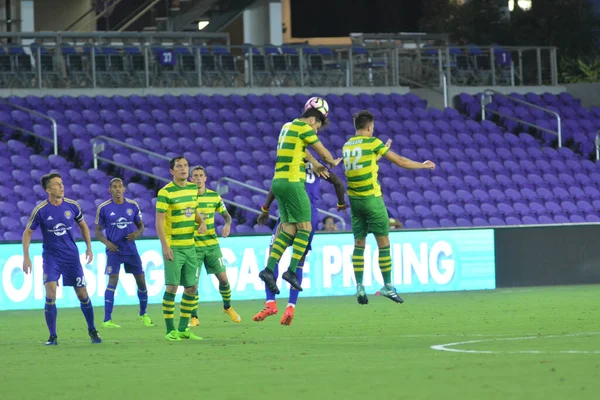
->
[384, 150, 436, 170]
[325, 170, 347, 210]
[310, 141, 342, 168]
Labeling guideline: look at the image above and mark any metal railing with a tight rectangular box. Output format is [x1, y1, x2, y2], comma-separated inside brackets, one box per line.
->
[0, 99, 58, 155]
[0, 32, 558, 90]
[481, 89, 562, 148]
[92, 135, 169, 179]
[216, 177, 347, 230]
[595, 130, 600, 161]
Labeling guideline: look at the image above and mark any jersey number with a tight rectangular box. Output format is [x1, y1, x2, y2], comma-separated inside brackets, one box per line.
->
[343, 147, 363, 170]
[305, 162, 316, 183]
[277, 126, 290, 150]
[76, 276, 86, 287]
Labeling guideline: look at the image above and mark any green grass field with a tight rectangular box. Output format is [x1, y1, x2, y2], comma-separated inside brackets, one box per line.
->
[2, 285, 599, 400]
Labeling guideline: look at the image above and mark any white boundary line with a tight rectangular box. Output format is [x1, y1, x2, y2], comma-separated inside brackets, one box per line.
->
[431, 332, 600, 354]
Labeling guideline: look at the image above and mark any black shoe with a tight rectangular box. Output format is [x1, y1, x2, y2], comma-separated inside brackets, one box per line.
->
[45, 336, 58, 346]
[88, 329, 102, 344]
[259, 269, 280, 295]
[356, 284, 369, 305]
[282, 269, 303, 291]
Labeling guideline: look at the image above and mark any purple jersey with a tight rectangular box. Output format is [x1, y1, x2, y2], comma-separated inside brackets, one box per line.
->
[26, 198, 83, 261]
[95, 198, 142, 256]
[305, 161, 321, 205]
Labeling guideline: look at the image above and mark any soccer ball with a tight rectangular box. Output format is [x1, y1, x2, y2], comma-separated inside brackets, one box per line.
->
[304, 97, 329, 118]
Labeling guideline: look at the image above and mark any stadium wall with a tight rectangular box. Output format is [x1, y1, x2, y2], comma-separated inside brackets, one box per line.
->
[495, 224, 600, 288]
[564, 83, 600, 108]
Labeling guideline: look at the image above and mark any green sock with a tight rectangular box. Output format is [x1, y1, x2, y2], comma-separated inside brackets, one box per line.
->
[191, 290, 199, 318]
[219, 283, 231, 308]
[162, 291, 176, 334]
[379, 245, 392, 285]
[288, 229, 311, 272]
[266, 230, 294, 271]
[178, 293, 196, 332]
[352, 246, 365, 285]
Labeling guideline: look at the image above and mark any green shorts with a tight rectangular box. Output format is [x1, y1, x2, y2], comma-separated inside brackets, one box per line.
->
[164, 246, 199, 287]
[272, 180, 311, 224]
[196, 245, 226, 275]
[349, 196, 390, 239]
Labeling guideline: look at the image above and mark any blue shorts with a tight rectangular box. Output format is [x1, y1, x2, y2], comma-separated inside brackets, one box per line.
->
[43, 256, 86, 287]
[270, 204, 318, 253]
[105, 253, 144, 275]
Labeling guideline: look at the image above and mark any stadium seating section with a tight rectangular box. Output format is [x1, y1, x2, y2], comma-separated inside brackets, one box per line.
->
[2, 91, 600, 242]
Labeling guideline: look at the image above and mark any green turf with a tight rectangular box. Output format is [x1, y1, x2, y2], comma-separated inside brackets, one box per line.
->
[2, 285, 599, 400]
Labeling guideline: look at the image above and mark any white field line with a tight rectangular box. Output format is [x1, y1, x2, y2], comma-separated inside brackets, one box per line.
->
[431, 332, 600, 354]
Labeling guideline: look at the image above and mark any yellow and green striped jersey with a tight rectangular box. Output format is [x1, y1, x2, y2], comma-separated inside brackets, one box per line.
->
[194, 189, 227, 248]
[156, 181, 198, 247]
[273, 119, 320, 183]
[342, 135, 390, 198]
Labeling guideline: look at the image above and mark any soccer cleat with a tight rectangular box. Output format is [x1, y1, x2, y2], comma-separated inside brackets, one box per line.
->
[224, 307, 241, 323]
[280, 305, 295, 326]
[252, 302, 278, 322]
[188, 316, 200, 327]
[45, 336, 58, 346]
[259, 269, 280, 294]
[102, 320, 121, 328]
[89, 329, 102, 344]
[282, 269, 303, 291]
[165, 330, 182, 341]
[139, 314, 154, 327]
[379, 284, 405, 304]
[356, 284, 369, 305]
[178, 328, 203, 340]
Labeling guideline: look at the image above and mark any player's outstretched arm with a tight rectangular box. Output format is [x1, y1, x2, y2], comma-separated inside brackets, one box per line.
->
[258, 188, 275, 225]
[305, 150, 330, 178]
[22, 228, 34, 274]
[127, 220, 145, 241]
[310, 142, 342, 168]
[94, 224, 118, 252]
[77, 219, 94, 264]
[384, 150, 436, 170]
[155, 211, 173, 261]
[325, 170, 347, 210]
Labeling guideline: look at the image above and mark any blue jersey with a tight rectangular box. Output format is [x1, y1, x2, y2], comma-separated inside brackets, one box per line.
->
[26, 198, 84, 261]
[95, 198, 142, 256]
[305, 161, 321, 206]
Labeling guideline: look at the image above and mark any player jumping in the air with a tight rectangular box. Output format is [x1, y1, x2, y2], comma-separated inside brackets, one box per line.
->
[188, 166, 241, 326]
[254, 160, 345, 325]
[95, 178, 154, 328]
[22, 173, 102, 345]
[342, 111, 435, 305]
[258, 97, 341, 295]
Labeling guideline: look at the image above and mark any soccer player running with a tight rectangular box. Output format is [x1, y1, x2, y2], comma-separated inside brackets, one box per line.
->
[342, 111, 435, 305]
[187, 166, 241, 326]
[22, 173, 101, 345]
[156, 156, 207, 341]
[254, 160, 346, 325]
[95, 178, 153, 328]
[258, 97, 341, 295]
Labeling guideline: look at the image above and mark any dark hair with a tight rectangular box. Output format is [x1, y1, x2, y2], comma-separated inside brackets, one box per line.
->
[353, 110, 375, 130]
[109, 177, 123, 188]
[190, 165, 207, 177]
[169, 156, 187, 170]
[301, 108, 329, 127]
[323, 216, 335, 224]
[41, 173, 62, 189]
